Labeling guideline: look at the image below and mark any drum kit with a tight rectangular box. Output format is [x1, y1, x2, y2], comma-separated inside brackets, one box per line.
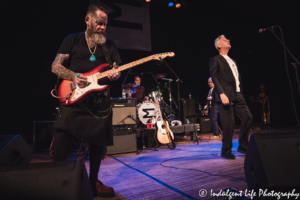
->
[121, 73, 182, 127]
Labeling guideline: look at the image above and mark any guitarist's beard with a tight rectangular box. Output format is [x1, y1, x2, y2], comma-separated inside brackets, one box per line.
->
[87, 25, 106, 45]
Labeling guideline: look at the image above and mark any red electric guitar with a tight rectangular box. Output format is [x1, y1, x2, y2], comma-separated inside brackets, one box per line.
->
[57, 52, 174, 106]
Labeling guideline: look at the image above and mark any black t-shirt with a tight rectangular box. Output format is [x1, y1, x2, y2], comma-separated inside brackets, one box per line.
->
[58, 32, 122, 73]
[54, 32, 122, 146]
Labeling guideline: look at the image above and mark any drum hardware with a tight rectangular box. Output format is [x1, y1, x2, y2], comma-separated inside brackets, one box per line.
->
[154, 73, 166, 79]
[136, 126, 159, 155]
[166, 114, 182, 126]
[148, 90, 163, 102]
[161, 77, 175, 110]
[121, 83, 142, 96]
[171, 120, 182, 126]
[154, 58, 183, 121]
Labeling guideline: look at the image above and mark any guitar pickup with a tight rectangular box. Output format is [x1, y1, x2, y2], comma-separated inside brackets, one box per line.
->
[70, 83, 76, 91]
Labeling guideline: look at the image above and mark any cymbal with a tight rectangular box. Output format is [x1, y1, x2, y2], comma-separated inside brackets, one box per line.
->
[121, 83, 134, 90]
[132, 85, 142, 92]
[122, 84, 142, 93]
[154, 73, 166, 79]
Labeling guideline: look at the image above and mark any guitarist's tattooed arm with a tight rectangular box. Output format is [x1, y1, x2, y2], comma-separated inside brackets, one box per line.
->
[51, 54, 74, 81]
[51, 53, 88, 87]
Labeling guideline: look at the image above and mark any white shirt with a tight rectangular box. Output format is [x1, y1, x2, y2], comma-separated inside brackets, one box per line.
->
[221, 55, 240, 92]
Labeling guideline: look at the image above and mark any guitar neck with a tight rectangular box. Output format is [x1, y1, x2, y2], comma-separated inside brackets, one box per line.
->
[95, 56, 153, 80]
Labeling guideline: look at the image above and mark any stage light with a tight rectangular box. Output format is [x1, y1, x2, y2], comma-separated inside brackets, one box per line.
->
[174, 0, 181, 8]
[168, 2, 174, 7]
[145, 0, 151, 2]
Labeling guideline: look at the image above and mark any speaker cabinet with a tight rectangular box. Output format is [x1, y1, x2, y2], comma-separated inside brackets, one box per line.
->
[0, 159, 93, 200]
[199, 117, 212, 133]
[0, 135, 33, 166]
[180, 98, 196, 119]
[107, 130, 137, 154]
[244, 131, 300, 192]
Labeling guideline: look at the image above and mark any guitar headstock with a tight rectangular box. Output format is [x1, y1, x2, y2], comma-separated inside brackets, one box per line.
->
[151, 52, 175, 61]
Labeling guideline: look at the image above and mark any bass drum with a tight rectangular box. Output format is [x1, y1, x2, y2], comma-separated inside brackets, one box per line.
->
[138, 101, 160, 125]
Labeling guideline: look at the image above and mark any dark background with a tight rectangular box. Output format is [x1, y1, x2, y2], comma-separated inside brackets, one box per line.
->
[2, 0, 300, 144]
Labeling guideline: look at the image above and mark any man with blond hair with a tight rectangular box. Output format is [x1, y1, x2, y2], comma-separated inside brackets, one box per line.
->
[209, 35, 252, 159]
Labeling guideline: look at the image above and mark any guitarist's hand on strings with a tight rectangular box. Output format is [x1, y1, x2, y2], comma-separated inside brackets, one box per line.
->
[108, 62, 120, 81]
[73, 73, 88, 88]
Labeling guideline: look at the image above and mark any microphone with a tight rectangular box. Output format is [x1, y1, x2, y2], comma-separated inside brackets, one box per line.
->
[259, 26, 278, 33]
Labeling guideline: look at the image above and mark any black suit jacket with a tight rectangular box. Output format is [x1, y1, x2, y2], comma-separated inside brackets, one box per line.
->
[209, 54, 243, 102]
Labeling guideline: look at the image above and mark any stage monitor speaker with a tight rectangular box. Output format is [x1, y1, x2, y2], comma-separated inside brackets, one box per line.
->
[0, 135, 33, 166]
[111, 98, 137, 125]
[180, 98, 196, 119]
[244, 131, 300, 192]
[0, 159, 93, 200]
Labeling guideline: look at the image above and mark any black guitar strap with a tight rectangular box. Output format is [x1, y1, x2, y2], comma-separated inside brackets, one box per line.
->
[101, 43, 113, 68]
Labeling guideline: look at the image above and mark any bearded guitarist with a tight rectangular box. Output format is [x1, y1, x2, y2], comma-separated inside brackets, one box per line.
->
[51, 5, 120, 199]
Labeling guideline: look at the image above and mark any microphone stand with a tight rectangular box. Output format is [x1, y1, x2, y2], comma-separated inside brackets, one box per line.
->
[270, 30, 300, 97]
[159, 58, 183, 121]
[121, 68, 131, 87]
[161, 78, 178, 110]
[291, 63, 300, 96]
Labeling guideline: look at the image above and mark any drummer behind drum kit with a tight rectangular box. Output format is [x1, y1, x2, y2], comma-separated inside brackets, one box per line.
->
[129, 73, 182, 128]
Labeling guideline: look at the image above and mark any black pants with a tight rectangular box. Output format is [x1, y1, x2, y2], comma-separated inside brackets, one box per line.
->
[218, 94, 253, 150]
[53, 130, 103, 196]
[209, 102, 220, 136]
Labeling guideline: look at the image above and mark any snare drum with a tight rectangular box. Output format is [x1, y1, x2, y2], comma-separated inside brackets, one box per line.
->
[138, 101, 160, 125]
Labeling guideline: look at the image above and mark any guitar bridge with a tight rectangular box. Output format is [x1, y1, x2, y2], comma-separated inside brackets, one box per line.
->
[66, 91, 72, 101]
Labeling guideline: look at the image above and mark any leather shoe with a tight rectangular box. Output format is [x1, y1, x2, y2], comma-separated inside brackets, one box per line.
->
[221, 149, 235, 159]
[93, 180, 115, 198]
[237, 146, 247, 154]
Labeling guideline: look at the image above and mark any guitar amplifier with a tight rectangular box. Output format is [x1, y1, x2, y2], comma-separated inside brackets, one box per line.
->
[180, 98, 197, 121]
[111, 98, 136, 107]
[107, 130, 137, 154]
[111, 98, 137, 126]
[200, 117, 212, 133]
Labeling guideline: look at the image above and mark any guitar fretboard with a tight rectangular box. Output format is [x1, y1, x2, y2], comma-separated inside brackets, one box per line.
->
[95, 55, 153, 80]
